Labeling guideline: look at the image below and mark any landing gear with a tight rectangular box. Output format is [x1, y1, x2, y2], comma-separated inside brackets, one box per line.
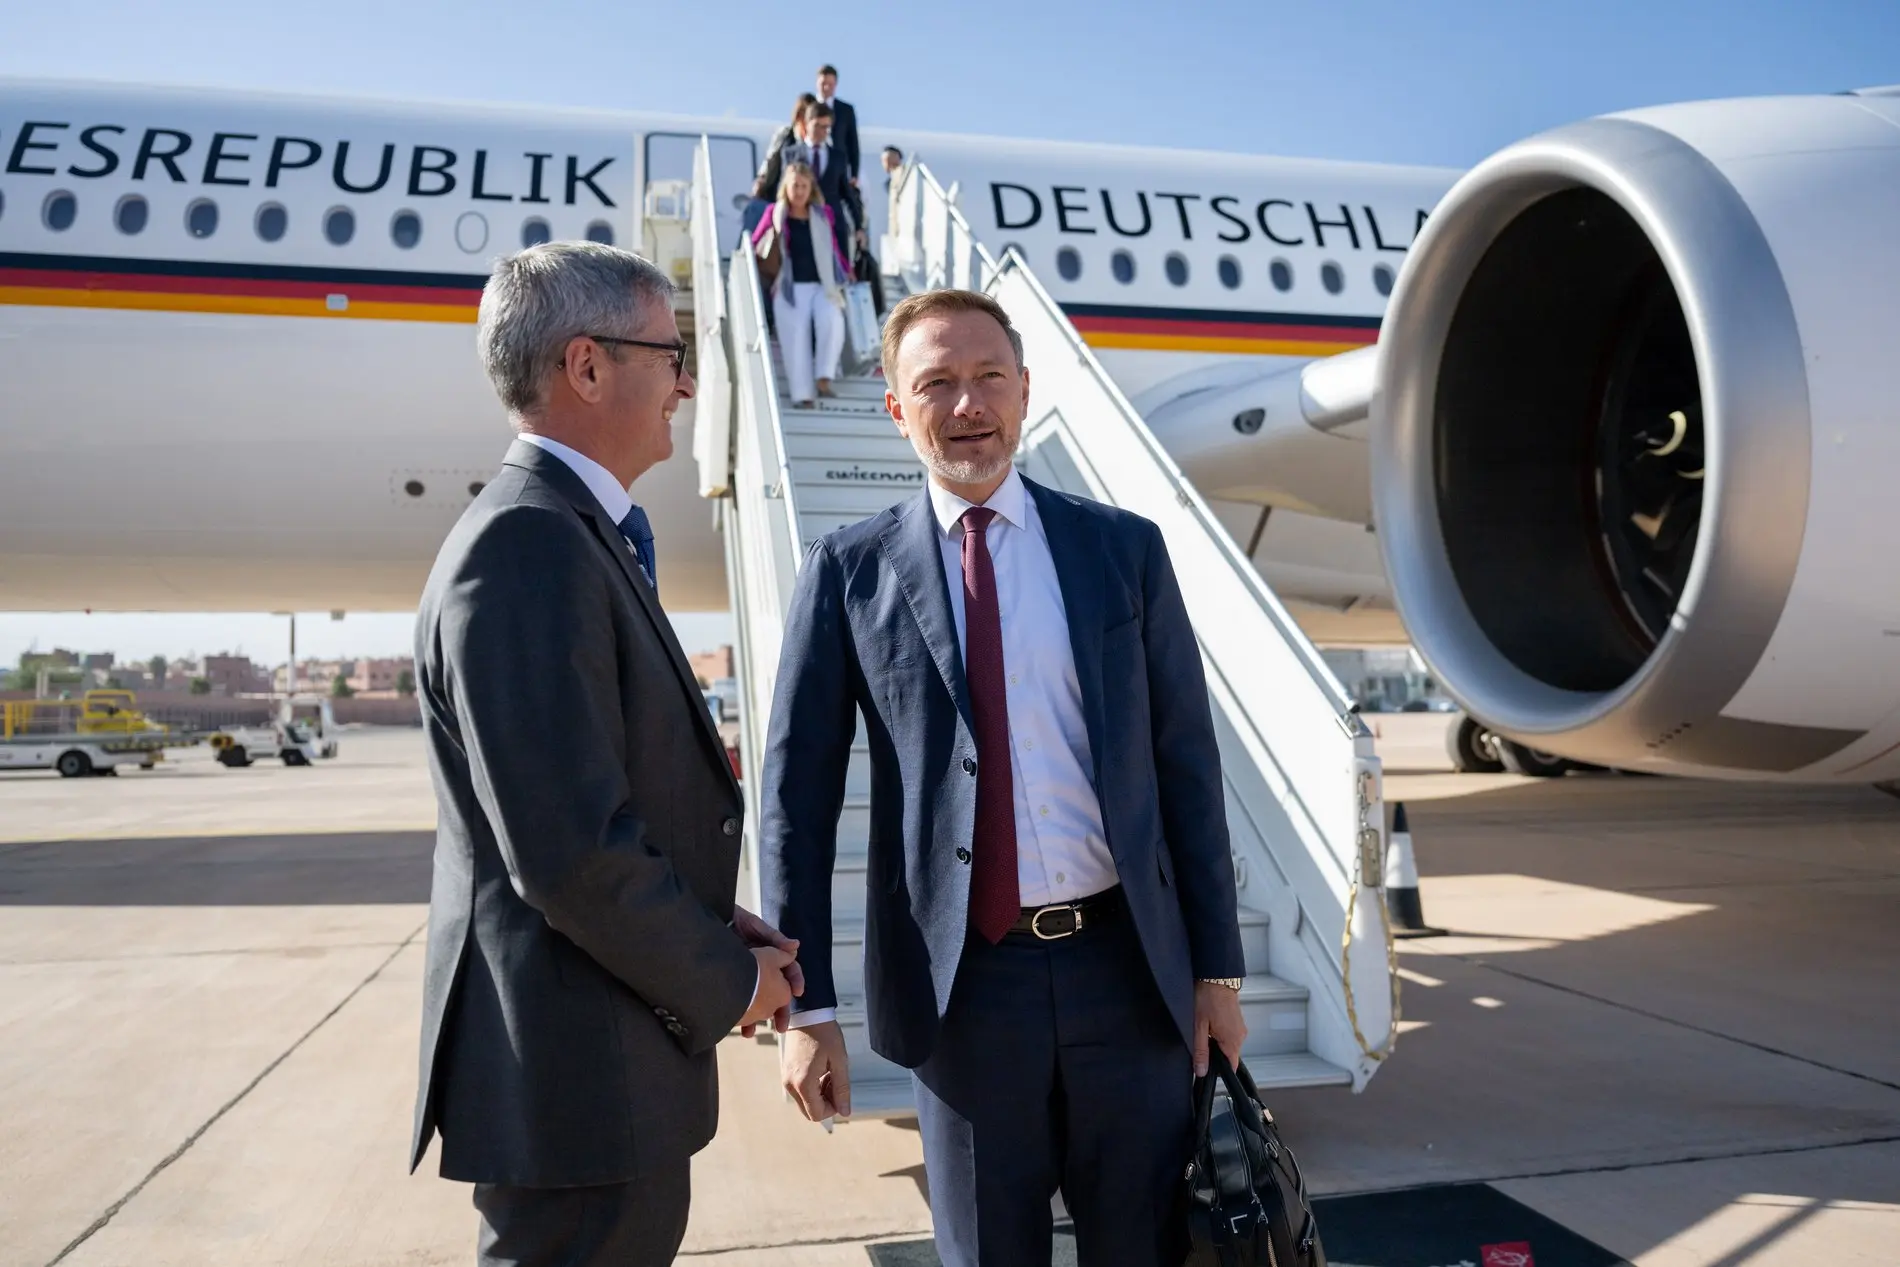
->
[1447, 715, 1505, 774]
[1497, 739, 1572, 778]
[1448, 714, 1574, 777]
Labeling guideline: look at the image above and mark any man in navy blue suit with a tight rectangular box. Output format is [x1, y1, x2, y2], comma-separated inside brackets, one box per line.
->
[759, 289, 1248, 1266]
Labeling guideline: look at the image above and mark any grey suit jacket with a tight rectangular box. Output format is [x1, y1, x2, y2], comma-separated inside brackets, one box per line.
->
[759, 477, 1246, 1069]
[410, 438, 758, 1186]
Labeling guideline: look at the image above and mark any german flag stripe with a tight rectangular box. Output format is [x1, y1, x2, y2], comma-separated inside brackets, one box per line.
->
[1061, 301, 1379, 355]
[0, 252, 485, 322]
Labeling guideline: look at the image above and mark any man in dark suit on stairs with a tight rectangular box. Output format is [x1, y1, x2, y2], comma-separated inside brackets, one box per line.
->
[759, 289, 1249, 1266]
[804, 103, 866, 251]
[411, 241, 803, 1266]
[815, 63, 860, 188]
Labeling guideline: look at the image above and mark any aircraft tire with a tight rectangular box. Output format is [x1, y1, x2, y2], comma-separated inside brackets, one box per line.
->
[1497, 739, 1571, 778]
[1447, 715, 1506, 774]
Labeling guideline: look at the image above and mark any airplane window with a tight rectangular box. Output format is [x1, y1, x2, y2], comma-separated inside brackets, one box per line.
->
[324, 206, 356, 246]
[585, 220, 615, 246]
[1373, 262, 1396, 297]
[1218, 256, 1242, 290]
[0, 189, 6, 223]
[521, 217, 553, 248]
[1164, 253, 1189, 287]
[1056, 246, 1082, 282]
[256, 203, 288, 243]
[391, 210, 423, 250]
[455, 211, 489, 253]
[43, 190, 77, 232]
[1269, 259, 1294, 292]
[186, 199, 219, 239]
[1321, 261, 1344, 295]
[114, 195, 149, 236]
[1111, 250, 1136, 285]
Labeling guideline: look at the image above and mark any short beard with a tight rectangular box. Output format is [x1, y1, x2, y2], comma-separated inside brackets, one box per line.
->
[919, 439, 1015, 488]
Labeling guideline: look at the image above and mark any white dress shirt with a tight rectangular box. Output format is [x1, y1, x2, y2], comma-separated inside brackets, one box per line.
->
[517, 433, 651, 583]
[930, 469, 1118, 907]
[789, 470, 1119, 1032]
[518, 432, 633, 525]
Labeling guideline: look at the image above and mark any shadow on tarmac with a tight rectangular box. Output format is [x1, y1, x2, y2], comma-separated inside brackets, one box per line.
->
[0, 831, 435, 904]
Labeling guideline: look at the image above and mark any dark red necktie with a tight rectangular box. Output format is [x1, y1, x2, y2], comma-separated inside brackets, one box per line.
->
[960, 507, 1020, 943]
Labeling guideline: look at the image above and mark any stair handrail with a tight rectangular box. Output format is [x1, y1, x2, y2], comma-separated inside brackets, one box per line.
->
[690, 138, 734, 497]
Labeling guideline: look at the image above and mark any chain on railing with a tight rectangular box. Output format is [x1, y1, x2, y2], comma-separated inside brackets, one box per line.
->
[1338, 764, 1401, 1063]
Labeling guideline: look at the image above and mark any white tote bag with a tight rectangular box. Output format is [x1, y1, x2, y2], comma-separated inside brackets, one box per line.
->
[843, 281, 879, 361]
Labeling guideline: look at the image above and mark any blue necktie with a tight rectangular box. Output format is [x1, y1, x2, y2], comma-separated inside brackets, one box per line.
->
[617, 504, 656, 584]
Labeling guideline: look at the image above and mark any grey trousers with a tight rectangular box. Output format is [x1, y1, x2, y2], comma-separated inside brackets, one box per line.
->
[472, 1161, 690, 1267]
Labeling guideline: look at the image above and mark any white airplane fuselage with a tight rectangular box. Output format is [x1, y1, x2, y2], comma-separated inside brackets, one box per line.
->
[0, 79, 1455, 616]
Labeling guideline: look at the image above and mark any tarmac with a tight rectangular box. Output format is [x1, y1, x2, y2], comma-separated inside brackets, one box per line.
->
[2, 726, 1896, 1265]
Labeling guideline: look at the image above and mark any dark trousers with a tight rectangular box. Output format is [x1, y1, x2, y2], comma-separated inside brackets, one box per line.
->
[912, 915, 1193, 1267]
[472, 1161, 690, 1267]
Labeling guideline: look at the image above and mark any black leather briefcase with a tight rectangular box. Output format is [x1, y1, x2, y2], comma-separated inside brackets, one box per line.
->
[1180, 1050, 1326, 1267]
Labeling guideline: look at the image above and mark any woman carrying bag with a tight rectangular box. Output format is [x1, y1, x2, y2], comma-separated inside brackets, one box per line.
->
[751, 161, 852, 408]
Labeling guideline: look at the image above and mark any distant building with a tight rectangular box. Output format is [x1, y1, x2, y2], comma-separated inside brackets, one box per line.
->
[688, 645, 735, 687]
[109, 666, 153, 691]
[273, 656, 414, 696]
[347, 657, 411, 696]
[203, 654, 270, 697]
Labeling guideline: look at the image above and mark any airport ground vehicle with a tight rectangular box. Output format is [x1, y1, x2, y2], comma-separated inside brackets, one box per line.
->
[0, 691, 192, 777]
[209, 696, 340, 768]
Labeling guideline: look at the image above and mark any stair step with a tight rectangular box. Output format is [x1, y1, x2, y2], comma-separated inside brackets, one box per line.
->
[806, 981, 1345, 1121]
[789, 1052, 1353, 1124]
[786, 454, 928, 499]
[1236, 1051, 1355, 1090]
[767, 374, 885, 398]
[780, 412, 904, 438]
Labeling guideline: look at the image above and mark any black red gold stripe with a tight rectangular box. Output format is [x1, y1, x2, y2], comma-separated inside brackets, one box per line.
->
[1062, 302, 1380, 356]
[0, 252, 486, 322]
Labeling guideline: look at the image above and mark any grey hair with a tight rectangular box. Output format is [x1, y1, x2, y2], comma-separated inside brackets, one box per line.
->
[476, 241, 675, 418]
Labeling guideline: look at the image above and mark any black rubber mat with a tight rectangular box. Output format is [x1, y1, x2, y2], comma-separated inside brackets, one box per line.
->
[866, 1183, 1628, 1265]
[1314, 1183, 1629, 1267]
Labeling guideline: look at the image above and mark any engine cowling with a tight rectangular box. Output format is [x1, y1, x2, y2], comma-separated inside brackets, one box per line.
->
[1371, 92, 1900, 780]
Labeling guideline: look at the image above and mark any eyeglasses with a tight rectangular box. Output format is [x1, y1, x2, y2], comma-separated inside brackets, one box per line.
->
[565, 334, 688, 382]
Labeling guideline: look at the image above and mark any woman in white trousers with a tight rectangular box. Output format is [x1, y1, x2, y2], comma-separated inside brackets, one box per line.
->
[752, 161, 852, 407]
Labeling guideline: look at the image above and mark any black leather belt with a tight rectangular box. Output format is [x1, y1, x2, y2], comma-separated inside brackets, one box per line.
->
[1005, 885, 1126, 940]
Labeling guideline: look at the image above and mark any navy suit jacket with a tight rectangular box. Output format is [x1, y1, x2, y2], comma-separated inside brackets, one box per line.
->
[759, 476, 1246, 1069]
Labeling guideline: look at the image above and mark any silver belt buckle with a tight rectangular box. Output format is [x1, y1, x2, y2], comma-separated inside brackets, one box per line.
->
[1030, 902, 1084, 940]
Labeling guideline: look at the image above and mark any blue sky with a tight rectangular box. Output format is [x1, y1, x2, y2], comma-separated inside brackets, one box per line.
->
[2, 0, 1894, 663]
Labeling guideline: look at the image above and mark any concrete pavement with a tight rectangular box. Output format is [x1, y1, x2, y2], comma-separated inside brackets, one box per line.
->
[1, 729, 1896, 1264]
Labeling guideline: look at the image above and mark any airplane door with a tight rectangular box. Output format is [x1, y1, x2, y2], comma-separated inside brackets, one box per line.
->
[644, 133, 759, 251]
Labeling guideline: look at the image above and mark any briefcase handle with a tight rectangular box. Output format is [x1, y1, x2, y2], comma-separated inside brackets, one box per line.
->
[1193, 1046, 1271, 1141]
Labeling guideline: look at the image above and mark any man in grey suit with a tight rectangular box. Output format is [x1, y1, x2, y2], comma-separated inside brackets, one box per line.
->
[760, 290, 1248, 1266]
[411, 242, 802, 1265]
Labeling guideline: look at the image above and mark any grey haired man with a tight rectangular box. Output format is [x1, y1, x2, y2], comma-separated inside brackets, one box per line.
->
[409, 241, 803, 1265]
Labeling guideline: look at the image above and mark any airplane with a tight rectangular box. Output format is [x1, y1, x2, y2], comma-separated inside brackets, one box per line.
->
[0, 77, 1448, 621]
[3, 77, 1897, 783]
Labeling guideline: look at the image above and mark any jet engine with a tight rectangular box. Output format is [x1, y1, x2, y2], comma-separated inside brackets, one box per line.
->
[1371, 92, 1900, 779]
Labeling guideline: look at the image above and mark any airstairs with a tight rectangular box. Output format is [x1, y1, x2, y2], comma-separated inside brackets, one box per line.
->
[684, 141, 1399, 1115]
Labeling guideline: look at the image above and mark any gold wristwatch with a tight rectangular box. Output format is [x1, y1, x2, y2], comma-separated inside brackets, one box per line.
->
[1199, 977, 1244, 990]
